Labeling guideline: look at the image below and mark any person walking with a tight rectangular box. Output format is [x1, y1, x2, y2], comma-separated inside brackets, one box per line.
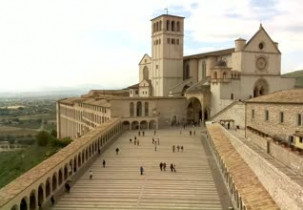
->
[140, 166, 144, 175]
[138, 131, 141, 136]
[103, 159, 106, 168]
[142, 131, 145, 136]
[129, 138, 132, 143]
[152, 138, 155, 144]
[89, 170, 93, 179]
[134, 139, 137, 145]
[181, 145, 184, 152]
[137, 139, 140, 146]
[189, 130, 192, 136]
[159, 162, 163, 171]
[115, 147, 119, 155]
[163, 162, 166, 171]
[170, 163, 174, 172]
[177, 145, 180, 152]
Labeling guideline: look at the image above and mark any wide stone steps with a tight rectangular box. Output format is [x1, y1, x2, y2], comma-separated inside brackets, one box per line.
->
[51, 129, 223, 210]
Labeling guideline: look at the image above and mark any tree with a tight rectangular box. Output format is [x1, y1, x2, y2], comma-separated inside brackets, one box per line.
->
[36, 131, 51, 146]
[50, 129, 57, 138]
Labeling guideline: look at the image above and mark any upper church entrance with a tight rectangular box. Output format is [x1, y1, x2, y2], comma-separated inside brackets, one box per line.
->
[186, 98, 202, 125]
[253, 79, 269, 97]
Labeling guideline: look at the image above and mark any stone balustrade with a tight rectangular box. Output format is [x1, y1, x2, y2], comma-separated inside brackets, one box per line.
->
[0, 118, 123, 210]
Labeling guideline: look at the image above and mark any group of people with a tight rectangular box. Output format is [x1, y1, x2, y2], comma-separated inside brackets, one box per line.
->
[138, 130, 145, 136]
[129, 137, 140, 146]
[172, 145, 184, 152]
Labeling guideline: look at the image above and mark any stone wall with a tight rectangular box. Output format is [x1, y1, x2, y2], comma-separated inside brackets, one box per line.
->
[247, 129, 303, 175]
[211, 101, 245, 128]
[222, 127, 303, 209]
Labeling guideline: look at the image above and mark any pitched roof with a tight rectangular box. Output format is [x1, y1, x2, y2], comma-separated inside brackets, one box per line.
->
[247, 89, 303, 104]
[184, 48, 234, 60]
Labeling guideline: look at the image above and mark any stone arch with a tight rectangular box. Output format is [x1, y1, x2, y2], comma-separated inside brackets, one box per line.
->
[181, 85, 190, 96]
[144, 102, 149, 116]
[73, 156, 77, 172]
[122, 121, 130, 130]
[64, 164, 68, 180]
[166, 20, 170, 30]
[29, 190, 36, 210]
[149, 120, 156, 129]
[45, 178, 51, 198]
[143, 66, 149, 80]
[171, 21, 175, 31]
[131, 121, 139, 130]
[187, 97, 202, 125]
[20, 197, 28, 210]
[253, 78, 269, 97]
[177, 21, 180, 31]
[52, 172, 57, 192]
[214, 71, 218, 79]
[140, 120, 148, 129]
[136, 102, 142, 117]
[38, 184, 44, 206]
[223, 71, 227, 79]
[58, 169, 63, 186]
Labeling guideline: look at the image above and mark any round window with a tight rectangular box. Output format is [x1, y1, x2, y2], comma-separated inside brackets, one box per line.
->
[259, 42, 264, 50]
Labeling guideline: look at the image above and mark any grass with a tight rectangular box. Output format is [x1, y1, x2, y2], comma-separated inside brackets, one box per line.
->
[0, 145, 60, 189]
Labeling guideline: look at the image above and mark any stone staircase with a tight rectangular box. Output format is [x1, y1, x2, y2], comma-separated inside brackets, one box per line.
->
[51, 129, 223, 210]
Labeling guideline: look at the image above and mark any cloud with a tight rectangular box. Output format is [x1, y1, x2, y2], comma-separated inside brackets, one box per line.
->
[0, 0, 302, 92]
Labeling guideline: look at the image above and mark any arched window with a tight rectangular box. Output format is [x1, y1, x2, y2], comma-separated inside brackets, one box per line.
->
[156, 22, 159, 32]
[166, 20, 170, 30]
[136, 102, 142, 117]
[183, 64, 190, 80]
[145, 102, 149, 116]
[29, 190, 36, 210]
[159, 21, 162, 30]
[45, 179, 51, 198]
[143, 66, 149, 80]
[171, 21, 175, 31]
[177, 21, 180, 31]
[130, 102, 134, 117]
[52, 173, 57, 191]
[214, 72, 218, 79]
[223, 72, 227, 79]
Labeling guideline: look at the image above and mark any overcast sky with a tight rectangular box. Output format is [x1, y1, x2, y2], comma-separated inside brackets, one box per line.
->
[1, 0, 303, 92]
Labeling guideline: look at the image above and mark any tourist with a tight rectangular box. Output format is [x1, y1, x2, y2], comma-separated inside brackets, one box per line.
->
[163, 162, 166, 171]
[159, 162, 163, 171]
[152, 138, 155, 144]
[134, 136, 137, 140]
[189, 130, 192, 136]
[181, 145, 184, 152]
[177, 145, 180, 152]
[134, 139, 137, 145]
[129, 138, 132, 143]
[142, 131, 145, 136]
[137, 139, 140, 146]
[170, 164, 174, 172]
[173, 164, 176, 172]
[140, 166, 144, 175]
[51, 196, 55, 205]
[65, 183, 70, 193]
[115, 147, 119, 155]
[138, 131, 141, 136]
[103, 159, 106, 168]
[89, 170, 93, 179]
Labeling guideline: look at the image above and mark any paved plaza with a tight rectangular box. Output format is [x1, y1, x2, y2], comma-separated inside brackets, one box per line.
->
[51, 128, 230, 209]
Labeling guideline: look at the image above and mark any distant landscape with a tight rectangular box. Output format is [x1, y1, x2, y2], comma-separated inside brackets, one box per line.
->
[282, 69, 303, 87]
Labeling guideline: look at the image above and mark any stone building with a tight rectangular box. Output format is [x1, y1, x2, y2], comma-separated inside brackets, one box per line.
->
[57, 13, 296, 139]
[246, 88, 303, 148]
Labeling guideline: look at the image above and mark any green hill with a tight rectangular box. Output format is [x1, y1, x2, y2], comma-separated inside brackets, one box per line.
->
[282, 70, 303, 87]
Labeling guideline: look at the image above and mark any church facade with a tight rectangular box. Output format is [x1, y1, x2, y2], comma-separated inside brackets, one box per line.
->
[57, 14, 295, 139]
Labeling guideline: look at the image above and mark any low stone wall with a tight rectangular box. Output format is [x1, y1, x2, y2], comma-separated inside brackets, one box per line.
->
[247, 129, 303, 175]
[224, 128, 303, 210]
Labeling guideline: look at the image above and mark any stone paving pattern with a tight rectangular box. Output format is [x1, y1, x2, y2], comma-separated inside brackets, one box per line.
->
[51, 128, 224, 210]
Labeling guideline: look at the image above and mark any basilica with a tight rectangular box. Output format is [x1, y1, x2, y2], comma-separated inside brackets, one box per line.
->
[57, 14, 296, 139]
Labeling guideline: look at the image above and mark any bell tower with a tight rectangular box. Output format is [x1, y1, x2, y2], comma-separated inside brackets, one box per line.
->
[150, 14, 184, 96]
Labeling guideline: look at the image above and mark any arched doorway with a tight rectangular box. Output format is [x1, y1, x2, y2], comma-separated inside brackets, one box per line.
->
[131, 121, 139, 130]
[187, 98, 202, 125]
[140, 121, 148, 129]
[253, 79, 269, 97]
[45, 178, 51, 198]
[29, 190, 36, 210]
[122, 121, 130, 130]
[149, 120, 156, 129]
[38, 184, 44, 206]
[20, 197, 27, 210]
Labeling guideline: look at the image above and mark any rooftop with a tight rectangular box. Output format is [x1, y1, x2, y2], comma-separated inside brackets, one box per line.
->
[247, 89, 303, 104]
